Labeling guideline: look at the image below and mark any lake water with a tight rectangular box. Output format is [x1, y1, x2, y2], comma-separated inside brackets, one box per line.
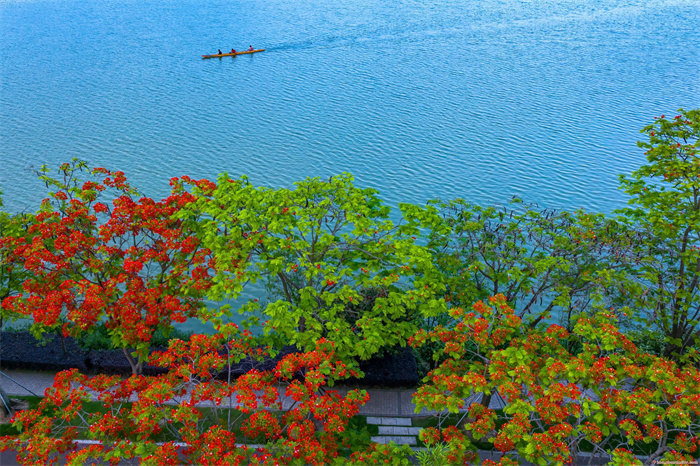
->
[1, 0, 699, 332]
[2, 0, 699, 216]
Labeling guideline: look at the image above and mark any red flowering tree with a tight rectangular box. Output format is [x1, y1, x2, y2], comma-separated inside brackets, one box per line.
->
[410, 295, 700, 465]
[0, 160, 224, 375]
[0, 327, 371, 466]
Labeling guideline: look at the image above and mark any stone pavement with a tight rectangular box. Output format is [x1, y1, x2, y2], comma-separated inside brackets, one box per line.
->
[368, 416, 421, 446]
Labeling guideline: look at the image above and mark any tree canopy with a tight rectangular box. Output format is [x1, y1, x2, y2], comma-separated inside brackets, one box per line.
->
[3, 110, 700, 465]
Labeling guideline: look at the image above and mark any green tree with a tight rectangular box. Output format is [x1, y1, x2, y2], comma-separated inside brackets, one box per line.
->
[400, 198, 642, 396]
[176, 173, 445, 366]
[618, 108, 700, 359]
[402, 198, 631, 331]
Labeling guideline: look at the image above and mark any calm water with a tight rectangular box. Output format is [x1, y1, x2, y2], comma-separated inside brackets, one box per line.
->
[1, 0, 699, 332]
[1, 0, 699, 216]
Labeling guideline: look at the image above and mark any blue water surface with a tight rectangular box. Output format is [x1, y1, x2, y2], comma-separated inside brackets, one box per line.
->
[2, 0, 698, 215]
[1, 0, 699, 332]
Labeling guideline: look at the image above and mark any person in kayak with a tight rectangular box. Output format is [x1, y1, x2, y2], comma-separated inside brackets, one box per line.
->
[248, 45, 254, 51]
[218, 49, 223, 55]
[231, 48, 236, 54]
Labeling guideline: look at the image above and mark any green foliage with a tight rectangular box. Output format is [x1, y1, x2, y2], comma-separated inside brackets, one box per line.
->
[402, 198, 630, 332]
[0, 321, 32, 332]
[338, 415, 374, 453]
[625, 328, 700, 358]
[415, 442, 451, 466]
[618, 108, 700, 358]
[0, 187, 37, 329]
[342, 442, 414, 465]
[74, 322, 193, 351]
[177, 173, 446, 367]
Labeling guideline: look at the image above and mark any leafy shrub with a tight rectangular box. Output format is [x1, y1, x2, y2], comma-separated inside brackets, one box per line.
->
[75, 322, 192, 351]
[625, 329, 700, 359]
[415, 442, 451, 466]
[339, 416, 374, 453]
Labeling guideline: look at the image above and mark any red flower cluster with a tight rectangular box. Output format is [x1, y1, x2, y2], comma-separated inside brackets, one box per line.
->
[410, 294, 700, 465]
[0, 164, 233, 375]
[0, 334, 370, 465]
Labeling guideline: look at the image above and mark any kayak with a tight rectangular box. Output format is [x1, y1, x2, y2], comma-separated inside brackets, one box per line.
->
[202, 49, 265, 59]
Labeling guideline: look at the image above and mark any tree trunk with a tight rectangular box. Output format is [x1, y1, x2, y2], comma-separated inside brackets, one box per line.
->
[662, 323, 686, 361]
[122, 348, 143, 376]
[0, 385, 14, 418]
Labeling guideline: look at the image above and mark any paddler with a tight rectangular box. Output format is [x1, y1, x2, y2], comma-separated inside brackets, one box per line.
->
[248, 45, 254, 51]
[218, 49, 223, 55]
[231, 48, 236, 54]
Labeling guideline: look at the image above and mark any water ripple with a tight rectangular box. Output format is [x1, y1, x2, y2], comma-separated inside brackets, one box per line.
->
[1, 0, 699, 218]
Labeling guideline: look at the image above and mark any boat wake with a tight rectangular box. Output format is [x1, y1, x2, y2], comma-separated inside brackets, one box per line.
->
[261, 1, 659, 54]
